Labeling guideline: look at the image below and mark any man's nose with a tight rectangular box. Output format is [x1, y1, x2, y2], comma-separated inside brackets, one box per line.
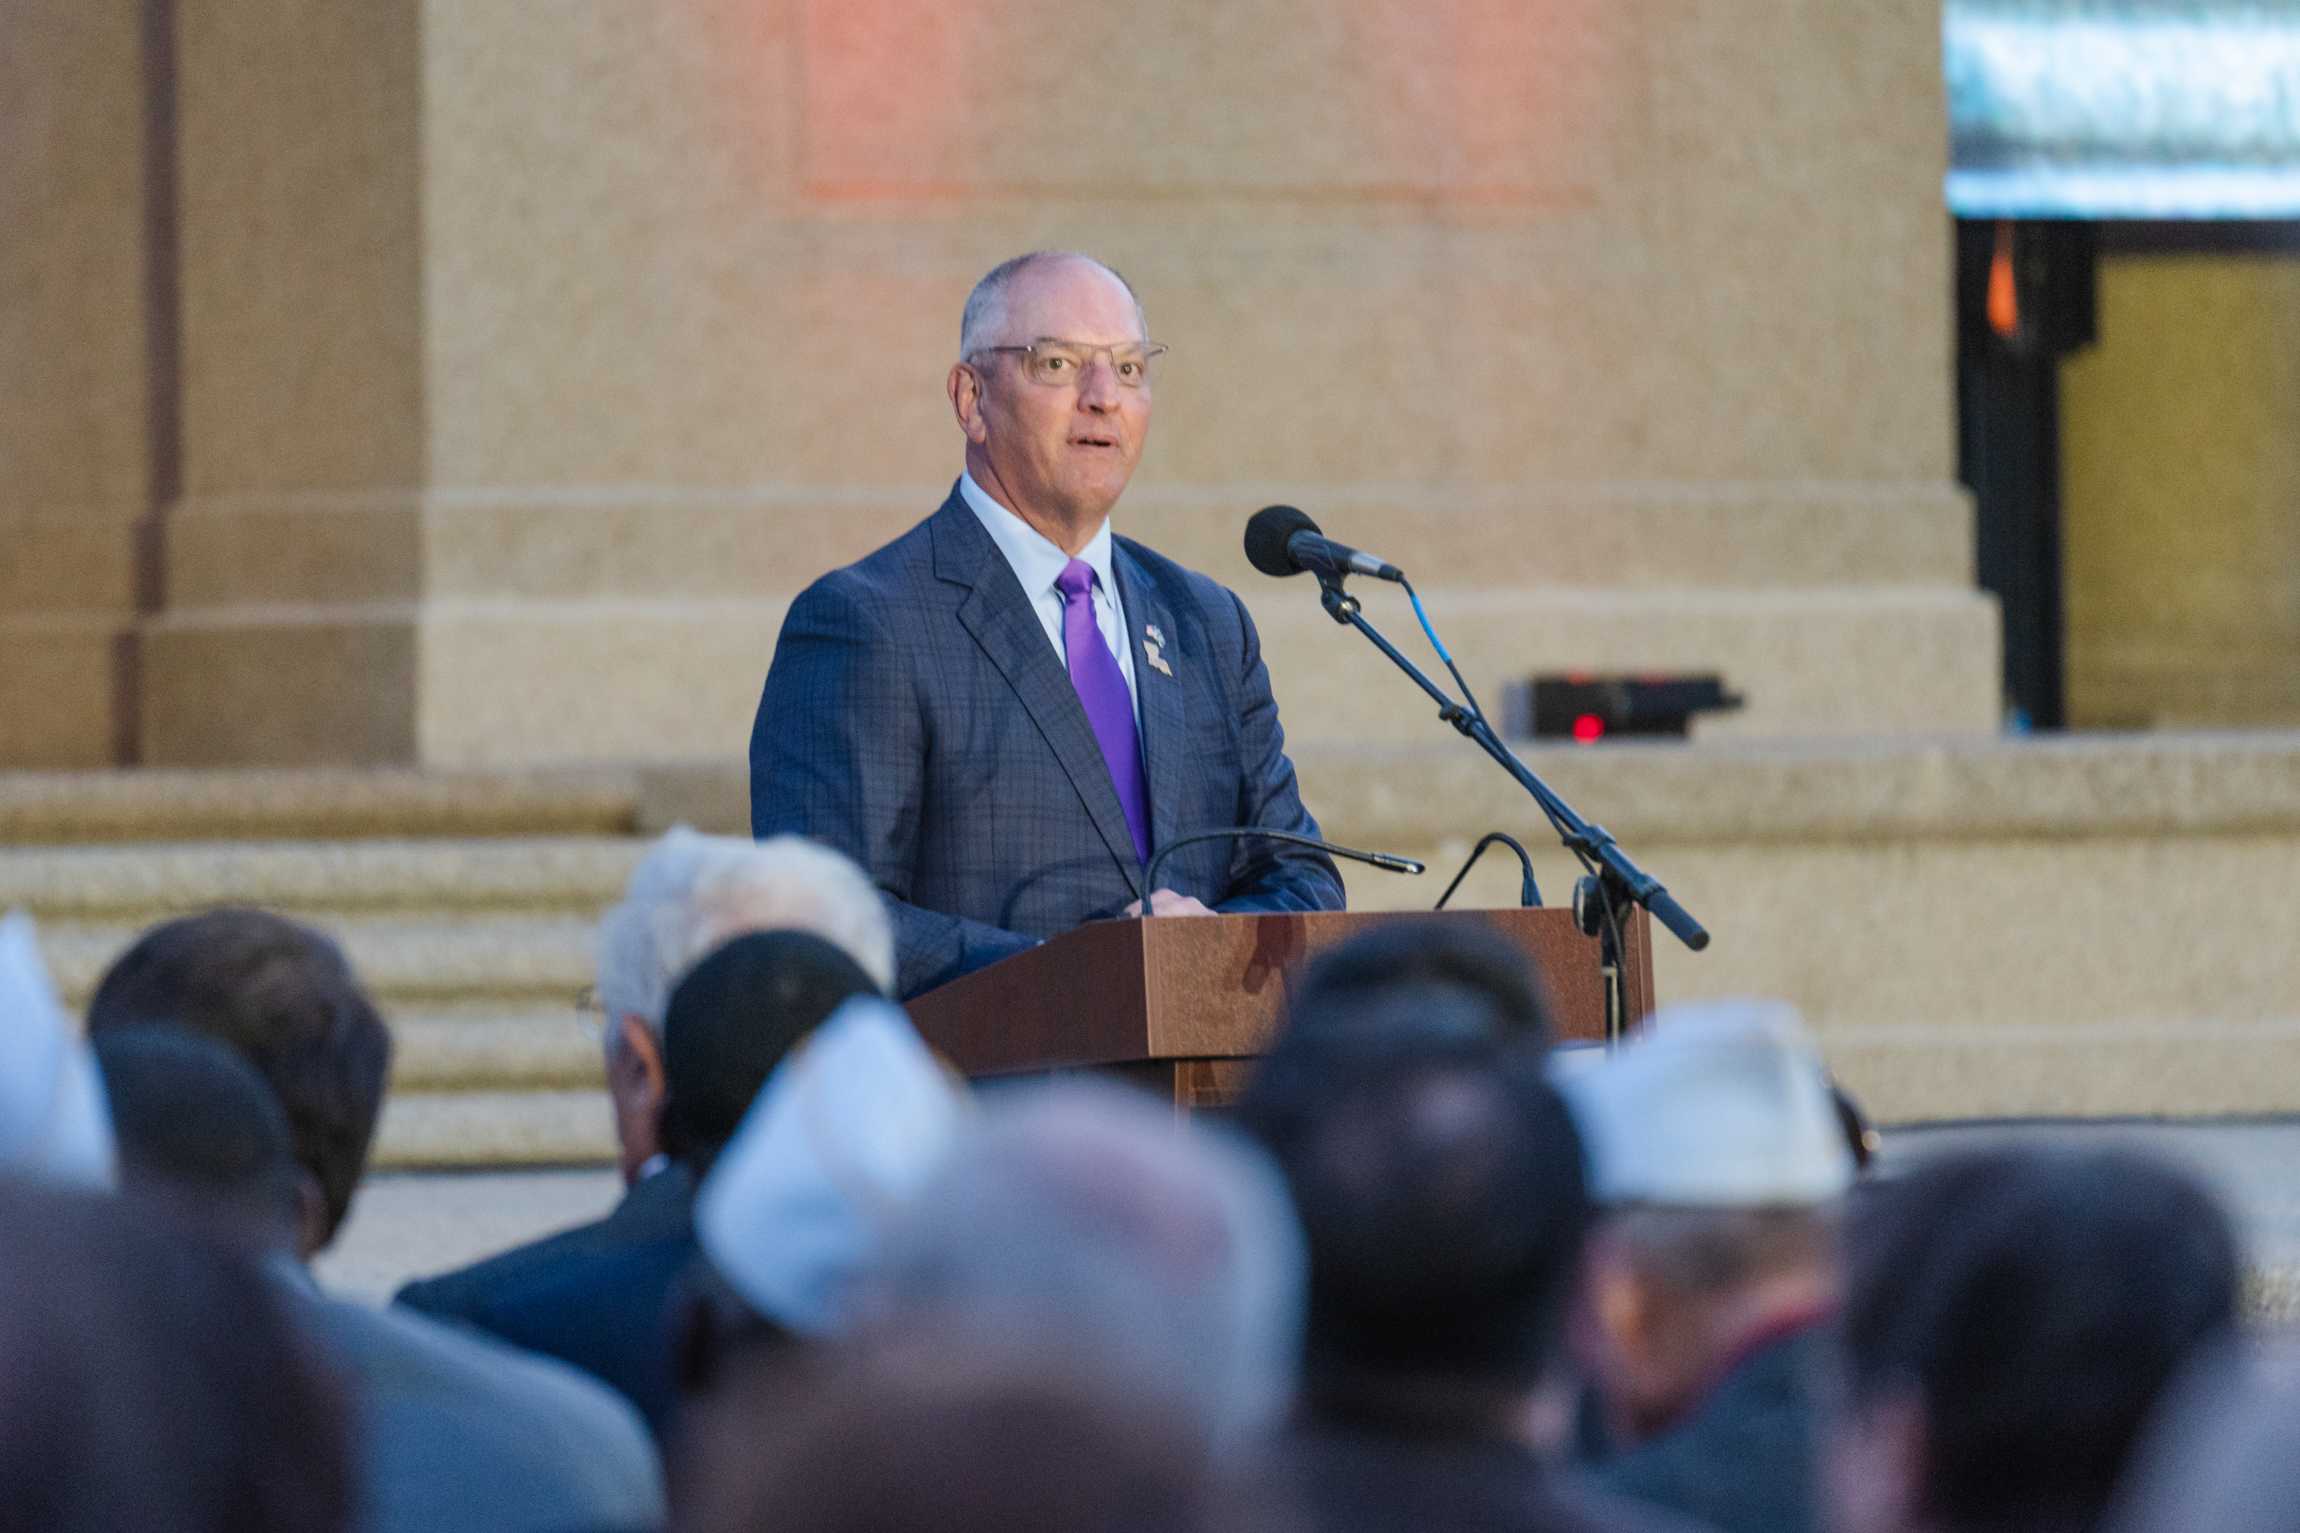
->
[1076, 358, 1124, 410]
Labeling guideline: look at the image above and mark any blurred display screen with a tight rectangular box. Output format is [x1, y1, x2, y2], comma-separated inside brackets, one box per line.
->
[1947, 0, 2300, 218]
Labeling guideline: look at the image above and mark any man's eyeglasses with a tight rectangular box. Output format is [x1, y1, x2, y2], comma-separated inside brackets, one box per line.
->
[574, 984, 607, 1043]
[972, 339, 1167, 389]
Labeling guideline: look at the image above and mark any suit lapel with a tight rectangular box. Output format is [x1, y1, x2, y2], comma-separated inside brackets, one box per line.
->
[1114, 543, 1188, 862]
[933, 494, 1146, 898]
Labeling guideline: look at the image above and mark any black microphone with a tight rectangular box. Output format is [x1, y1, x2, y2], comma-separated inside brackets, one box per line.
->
[1244, 505, 1405, 584]
[1140, 827, 1423, 909]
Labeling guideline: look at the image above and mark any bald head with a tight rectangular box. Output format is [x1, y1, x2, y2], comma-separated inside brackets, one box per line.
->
[959, 251, 1145, 359]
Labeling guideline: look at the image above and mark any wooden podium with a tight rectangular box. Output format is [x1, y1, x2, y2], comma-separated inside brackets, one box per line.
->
[906, 907, 1654, 1109]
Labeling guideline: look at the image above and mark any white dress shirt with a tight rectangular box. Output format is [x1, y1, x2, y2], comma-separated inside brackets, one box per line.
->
[958, 470, 1142, 724]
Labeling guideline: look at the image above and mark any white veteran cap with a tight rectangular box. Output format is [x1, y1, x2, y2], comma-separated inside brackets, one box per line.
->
[697, 996, 966, 1334]
[1561, 999, 1852, 1208]
[0, 910, 114, 1189]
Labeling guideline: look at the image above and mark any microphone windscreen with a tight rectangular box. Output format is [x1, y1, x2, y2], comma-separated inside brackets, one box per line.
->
[1244, 504, 1319, 577]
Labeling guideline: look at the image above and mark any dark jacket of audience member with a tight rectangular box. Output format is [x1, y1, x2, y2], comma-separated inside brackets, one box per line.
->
[0, 1175, 352, 1533]
[2101, 1337, 2300, 1533]
[396, 929, 878, 1435]
[85, 912, 666, 1533]
[1589, 1316, 1830, 1533]
[1240, 979, 1708, 1533]
[1826, 1143, 2240, 1533]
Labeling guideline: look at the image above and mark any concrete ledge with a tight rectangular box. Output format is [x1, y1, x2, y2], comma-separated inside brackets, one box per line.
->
[0, 766, 640, 845]
[0, 837, 640, 918]
[1823, 1021, 2300, 1123]
[629, 731, 2300, 846]
[1297, 731, 2300, 847]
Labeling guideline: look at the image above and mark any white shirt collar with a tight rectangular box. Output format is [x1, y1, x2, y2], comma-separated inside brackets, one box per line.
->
[958, 471, 1119, 604]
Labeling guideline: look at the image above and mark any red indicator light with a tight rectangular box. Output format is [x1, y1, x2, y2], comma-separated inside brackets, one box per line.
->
[1571, 714, 1606, 743]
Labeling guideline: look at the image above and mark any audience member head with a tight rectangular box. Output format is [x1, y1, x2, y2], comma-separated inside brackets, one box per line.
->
[0, 910, 113, 1188]
[1286, 918, 1555, 1053]
[2102, 1339, 2300, 1533]
[0, 1177, 352, 1532]
[593, 828, 895, 1183]
[657, 930, 880, 1176]
[1239, 920, 1557, 1162]
[691, 997, 966, 1376]
[675, 1330, 1229, 1533]
[92, 1024, 303, 1248]
[1256, 1041, 1592, 1439]
[1826, 1142, 2240, 1533]
[1561, 1000, 1854, 1444]
[85, 908, 389, 1253]
[859, 1080, 1304, 1452]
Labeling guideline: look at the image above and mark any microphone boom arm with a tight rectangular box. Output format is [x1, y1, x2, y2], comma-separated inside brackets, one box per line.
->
[1314, 577, 1709, 956]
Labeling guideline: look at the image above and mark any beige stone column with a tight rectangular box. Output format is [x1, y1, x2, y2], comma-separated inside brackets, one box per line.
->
[141, 0, 1998, 767]
[0, 2, 154, 766]
[140, 0, 426, 764]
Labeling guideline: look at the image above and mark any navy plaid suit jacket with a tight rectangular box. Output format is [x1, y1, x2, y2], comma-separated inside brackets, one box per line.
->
[750, 486, 1345, 999]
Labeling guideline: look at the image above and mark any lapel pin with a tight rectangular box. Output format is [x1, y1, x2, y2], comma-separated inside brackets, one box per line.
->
[1144, 623, 1165, 647]
[1144, 639, 1174, 677]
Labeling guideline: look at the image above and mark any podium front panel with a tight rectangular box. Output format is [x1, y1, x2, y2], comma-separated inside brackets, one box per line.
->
[909, 907, 1650, 1086]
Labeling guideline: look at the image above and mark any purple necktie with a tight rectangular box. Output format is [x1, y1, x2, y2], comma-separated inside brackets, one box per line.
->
[1055, 558, 1151, 864]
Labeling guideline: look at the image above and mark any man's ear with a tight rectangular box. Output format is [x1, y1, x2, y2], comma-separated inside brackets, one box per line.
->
[948, 361, 989, 443]
[292, 1169, 332, 1262]
[1585, 1233, 1649, 1353]
[611, 1014, 666, 1106]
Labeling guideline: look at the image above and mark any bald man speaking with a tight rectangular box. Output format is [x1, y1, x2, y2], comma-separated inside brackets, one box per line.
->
[749, 251, 1344, 999]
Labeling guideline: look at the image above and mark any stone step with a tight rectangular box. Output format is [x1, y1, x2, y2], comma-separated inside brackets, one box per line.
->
[373, 1089, 614, 1169]
[38, 913, 597, 1010]
[388, 1013, 602, 1092]
[0, 766, 641, 846]
[0, 837, 642, 921]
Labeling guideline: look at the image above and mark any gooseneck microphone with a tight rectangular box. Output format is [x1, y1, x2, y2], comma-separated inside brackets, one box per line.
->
[1140, 827, 1423, 910]
[1243, 505, 1406, 584]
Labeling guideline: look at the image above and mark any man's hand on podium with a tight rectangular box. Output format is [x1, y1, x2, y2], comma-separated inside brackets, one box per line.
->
[1123, 889, 1216, 919]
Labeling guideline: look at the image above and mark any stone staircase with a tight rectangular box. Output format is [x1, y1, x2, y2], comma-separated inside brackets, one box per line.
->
[12, 731, 2300, 1164]
[0, 769, 654, 1168]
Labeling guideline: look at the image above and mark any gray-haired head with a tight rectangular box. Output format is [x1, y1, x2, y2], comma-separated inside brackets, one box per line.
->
[858, 1079, 1304, 1453]
[595, 828, 895, 1031]
[959, 252, 1147, 360]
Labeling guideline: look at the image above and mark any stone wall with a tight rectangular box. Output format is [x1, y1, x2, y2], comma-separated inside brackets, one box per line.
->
[6, 0, 1995, 767]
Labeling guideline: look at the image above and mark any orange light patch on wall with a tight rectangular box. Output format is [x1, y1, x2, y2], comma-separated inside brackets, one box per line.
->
[1988, 219, 2021, 339]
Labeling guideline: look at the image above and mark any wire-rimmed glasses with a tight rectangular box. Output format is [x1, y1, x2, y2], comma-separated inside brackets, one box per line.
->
[971, 338, 1168, 388]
